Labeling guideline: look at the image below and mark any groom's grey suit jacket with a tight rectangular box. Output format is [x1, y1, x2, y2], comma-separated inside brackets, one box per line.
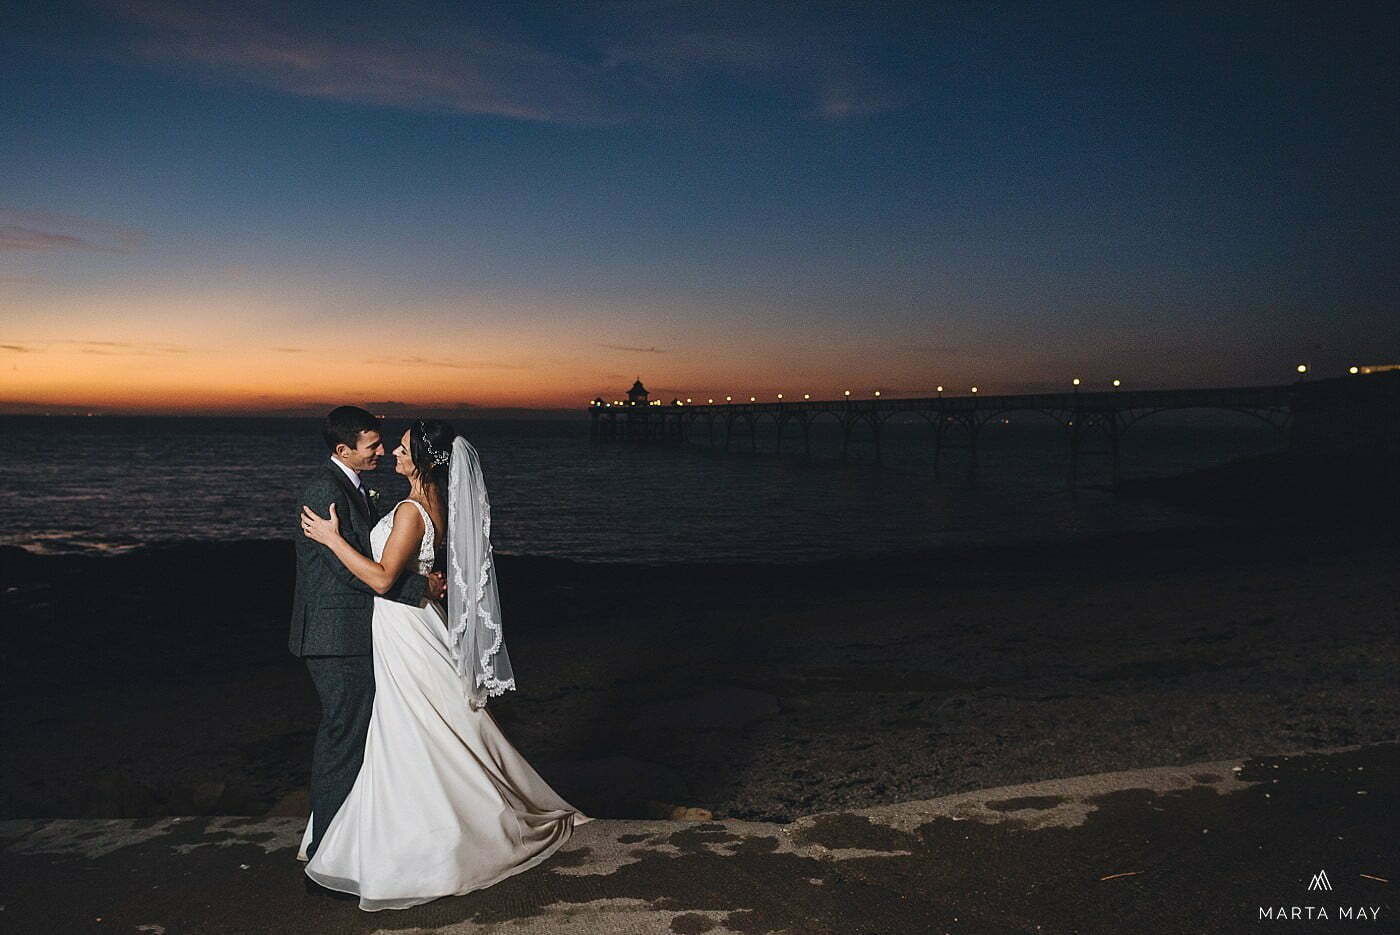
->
[289, 461, 428, 657]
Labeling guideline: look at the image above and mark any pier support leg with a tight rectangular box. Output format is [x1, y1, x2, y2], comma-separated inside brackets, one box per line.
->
[1108, 414, 1122, 488]
[966, 421, 980, 485]
[1067, 421, 1079, 491]
[932, 423, 944, 481]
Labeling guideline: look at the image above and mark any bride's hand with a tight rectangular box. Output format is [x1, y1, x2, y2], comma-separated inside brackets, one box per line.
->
[301, 503, 342, 545]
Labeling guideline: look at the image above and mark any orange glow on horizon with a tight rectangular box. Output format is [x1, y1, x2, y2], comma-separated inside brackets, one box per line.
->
[0, 283, 1152, 413]
[1, 284, 984, 412]
[3, 335, 1212, 414]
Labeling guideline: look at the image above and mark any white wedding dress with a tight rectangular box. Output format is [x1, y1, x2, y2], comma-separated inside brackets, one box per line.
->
[297, 499, 592, 911]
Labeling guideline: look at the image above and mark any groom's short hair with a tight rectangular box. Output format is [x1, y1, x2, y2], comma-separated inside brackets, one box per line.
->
[323, 406, 381, 452]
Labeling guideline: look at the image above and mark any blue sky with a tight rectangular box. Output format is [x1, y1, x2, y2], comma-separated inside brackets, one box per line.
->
[2, 1, 1397, 411]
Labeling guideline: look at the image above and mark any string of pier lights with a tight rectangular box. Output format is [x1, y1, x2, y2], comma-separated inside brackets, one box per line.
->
[687, 380, 1129, 403]
[590, 366, 1366, 408]
[609, 382, 1121, 405]
[1299, 364, 1367, 377]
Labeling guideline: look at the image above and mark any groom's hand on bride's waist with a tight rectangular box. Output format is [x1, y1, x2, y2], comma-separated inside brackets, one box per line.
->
[427, 572, 447, 602]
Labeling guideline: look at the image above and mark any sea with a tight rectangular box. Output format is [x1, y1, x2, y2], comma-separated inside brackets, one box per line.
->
[0, 412, 1283, 564]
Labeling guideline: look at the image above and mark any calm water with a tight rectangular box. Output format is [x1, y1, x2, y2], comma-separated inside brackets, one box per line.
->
[1, 413, 1282, 563]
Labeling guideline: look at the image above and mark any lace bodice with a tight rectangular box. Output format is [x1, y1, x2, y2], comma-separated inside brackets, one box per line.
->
[370, 499, 437, 576]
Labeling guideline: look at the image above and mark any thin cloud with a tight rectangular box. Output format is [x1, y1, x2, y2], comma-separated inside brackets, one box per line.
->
[271, 346, 307, 353]
[65, 340, 181, 350]
[63, 340, 187, 354]
[83, 1, 915, 124]
[100, 0, 624, 124]
[0, 211, 145, 254]
[366, 355, 528, 370]
[815, 82, 916, 120]
[600, 344, 667, 353]
[0, 227, 94, 252]
[3, 339, 188, 356]
[600, 7, 920, 121]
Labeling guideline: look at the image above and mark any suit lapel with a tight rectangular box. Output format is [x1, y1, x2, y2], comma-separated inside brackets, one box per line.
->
[324, 462, 371, 524]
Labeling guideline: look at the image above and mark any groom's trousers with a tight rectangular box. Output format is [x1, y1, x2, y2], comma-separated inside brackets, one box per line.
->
[304, 654, 375, 859]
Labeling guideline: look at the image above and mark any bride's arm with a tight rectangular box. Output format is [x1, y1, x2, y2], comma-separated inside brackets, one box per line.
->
[301, 502, 426, 595]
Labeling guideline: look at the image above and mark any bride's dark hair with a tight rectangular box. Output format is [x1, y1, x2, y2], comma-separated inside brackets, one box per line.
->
[409, 419, 458, 497]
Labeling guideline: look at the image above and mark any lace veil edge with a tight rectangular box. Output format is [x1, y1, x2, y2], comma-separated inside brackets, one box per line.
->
[445, 436, 515, 708]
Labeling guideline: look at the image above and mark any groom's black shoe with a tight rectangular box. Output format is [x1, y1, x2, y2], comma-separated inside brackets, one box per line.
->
[304, 875, 357, 902]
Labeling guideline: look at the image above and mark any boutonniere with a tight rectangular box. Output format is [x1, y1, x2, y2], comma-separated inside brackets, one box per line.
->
[367, 488, 381, 506]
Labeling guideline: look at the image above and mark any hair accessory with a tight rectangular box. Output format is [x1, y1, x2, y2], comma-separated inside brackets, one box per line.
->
[421, 429, 451, 466]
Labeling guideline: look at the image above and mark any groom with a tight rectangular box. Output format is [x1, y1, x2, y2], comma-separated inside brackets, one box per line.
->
[290, 405, 447, 860]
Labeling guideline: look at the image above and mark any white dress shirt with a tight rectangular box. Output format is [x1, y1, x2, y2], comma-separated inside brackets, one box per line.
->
[329, 455, 364, 491]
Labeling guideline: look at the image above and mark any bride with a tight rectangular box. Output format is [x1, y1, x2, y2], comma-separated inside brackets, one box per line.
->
[296, 418, 591, 911]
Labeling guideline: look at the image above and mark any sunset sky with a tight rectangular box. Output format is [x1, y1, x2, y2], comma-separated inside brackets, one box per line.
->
[3, 1, 1397, 414]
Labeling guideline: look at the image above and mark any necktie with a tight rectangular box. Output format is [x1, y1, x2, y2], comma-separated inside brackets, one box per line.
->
[356, 484, 371, 516]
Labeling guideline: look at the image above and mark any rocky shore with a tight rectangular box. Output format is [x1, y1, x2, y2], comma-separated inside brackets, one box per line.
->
[3, 451, 1398, 824]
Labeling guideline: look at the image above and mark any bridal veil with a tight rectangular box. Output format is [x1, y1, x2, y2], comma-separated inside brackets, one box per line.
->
[446, 435, 516, 708]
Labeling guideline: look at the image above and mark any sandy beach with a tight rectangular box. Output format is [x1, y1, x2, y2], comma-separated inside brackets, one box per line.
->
[4, 458, 1397, 824]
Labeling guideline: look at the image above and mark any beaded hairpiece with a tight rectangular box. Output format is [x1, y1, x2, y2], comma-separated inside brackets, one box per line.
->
[421, 428, 450, 466]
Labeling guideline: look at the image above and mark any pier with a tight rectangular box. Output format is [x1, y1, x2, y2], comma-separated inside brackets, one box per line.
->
[589, 371, 1400, 488]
